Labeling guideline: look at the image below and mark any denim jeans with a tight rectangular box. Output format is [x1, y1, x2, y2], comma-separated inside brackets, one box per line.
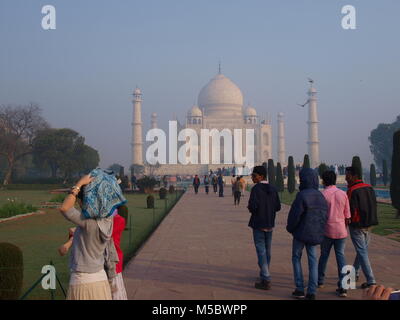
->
[318, 237, 347, 289]
[349, 226, 376, 284]
[253, 229, 273, 281]
[292, 238, 318, 295]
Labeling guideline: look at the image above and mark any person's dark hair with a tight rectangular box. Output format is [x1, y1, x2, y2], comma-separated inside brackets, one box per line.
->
[345, 166, 361, 178]
[236, 176, 240, 181]
[322, 170, 336, 186]
[252, 166, 266, 179]
[232, 174, 236, 177]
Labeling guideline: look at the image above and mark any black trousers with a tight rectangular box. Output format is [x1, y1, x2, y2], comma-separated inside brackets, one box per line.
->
[234, 191, 241, 205]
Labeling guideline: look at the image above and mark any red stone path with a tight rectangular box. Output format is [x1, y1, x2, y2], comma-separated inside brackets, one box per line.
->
[123, 189, 400, 300]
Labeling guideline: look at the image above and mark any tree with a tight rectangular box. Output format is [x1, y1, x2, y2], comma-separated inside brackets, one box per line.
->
[369, 115, 400, 171]
[382, 159, 388, 186]
[287, 156, 296, 193]
[267, 159, 276, 187]
[79, 145, 99, 174]
[318, 163, 328, 179]
[303, 154, 310, 169]
[351, 156, 363, 180]
[130, 164, 145, 177]
[390, 130, 400, 218]
[33, 128, 99, 181]
[0, 103, 49, 185]
[370, 164, 377, 187]
[262, 161, 268, 174]
[275, 162, 284, 192]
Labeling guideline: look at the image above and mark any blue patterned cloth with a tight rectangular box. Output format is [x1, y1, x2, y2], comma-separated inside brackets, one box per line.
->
[81, 169, 127, 219]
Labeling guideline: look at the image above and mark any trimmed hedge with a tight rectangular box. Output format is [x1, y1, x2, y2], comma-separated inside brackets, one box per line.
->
[0, 243, 24, 300]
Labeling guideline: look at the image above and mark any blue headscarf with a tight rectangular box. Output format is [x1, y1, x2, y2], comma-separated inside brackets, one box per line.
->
[81, 168, 127, 219]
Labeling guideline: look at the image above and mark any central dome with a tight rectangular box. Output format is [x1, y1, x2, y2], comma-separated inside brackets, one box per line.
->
[198, 73, 244, 117]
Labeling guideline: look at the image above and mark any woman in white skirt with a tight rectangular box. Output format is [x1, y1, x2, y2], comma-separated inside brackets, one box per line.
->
[59, 170, 126, 300]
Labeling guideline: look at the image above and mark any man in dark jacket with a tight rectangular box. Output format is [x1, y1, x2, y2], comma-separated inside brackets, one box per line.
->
[345, 166, 378, 289]
[286, 168, 328, 300]
[247, 166, 281, 290]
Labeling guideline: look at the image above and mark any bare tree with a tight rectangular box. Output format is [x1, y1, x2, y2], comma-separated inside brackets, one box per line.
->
[0, 103, 49, 185]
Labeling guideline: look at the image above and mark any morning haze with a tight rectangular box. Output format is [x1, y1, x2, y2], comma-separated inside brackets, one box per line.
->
[0, 0, 399, 169]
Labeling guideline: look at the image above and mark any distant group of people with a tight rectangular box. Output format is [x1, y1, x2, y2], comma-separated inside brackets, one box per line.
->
[247, 165, 379, 300]
[192, 171, 249, 201]
[58, 169, 128, 300]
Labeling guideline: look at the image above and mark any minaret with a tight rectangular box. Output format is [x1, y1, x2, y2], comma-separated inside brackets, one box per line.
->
[277, 112, 286, 166]
[132, 87, 143, 165]
[307, 83, 320, 168]
[151, 112, 158, 129]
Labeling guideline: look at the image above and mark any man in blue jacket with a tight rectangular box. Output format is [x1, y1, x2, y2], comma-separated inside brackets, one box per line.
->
[286, 168, 328, 300]
[247, 166, 281, 290]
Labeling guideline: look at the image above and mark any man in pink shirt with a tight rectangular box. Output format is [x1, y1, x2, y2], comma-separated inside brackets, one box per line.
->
[317, 171, 351, 297]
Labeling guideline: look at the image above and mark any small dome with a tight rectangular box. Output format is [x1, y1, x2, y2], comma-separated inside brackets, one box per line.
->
[134, 87, 141, 95]
[278, 112, 284, 117]
[188, 105, 202, 117]
[151, 112, 157, 118]
[245, 106, 257, 116]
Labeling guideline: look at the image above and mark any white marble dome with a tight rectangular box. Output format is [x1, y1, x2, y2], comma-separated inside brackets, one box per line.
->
[188, 105, 202, 117]
[245, 106, 257, 116]
[198, 73, 244, 117]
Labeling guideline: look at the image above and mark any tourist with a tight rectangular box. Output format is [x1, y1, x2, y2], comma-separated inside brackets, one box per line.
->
[110, 204, 128, 300]
[204, 175, 210, 194]
[231, 174, 236, 196]
[247, 166, 281, 290]
[286, 168, 328, 300]
[59, 169, 126, 300]
[317, 170, 351, 298]
[212, 174, 218, 194]
[193, 174, 200, 194]
[345, 166, 379, 289]
[233, 176, 243, 206]
[218, 173, 224, 197]
[58, 204, 128, 300]
[240, 175, 246, 196]
[131, 174, 137, 191]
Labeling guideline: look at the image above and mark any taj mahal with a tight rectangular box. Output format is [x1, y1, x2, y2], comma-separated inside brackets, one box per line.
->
[131, 67, 320, 175]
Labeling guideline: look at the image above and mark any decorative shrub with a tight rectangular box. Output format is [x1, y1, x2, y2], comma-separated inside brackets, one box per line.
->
[0, 201, 38, 219]
[168, 185, 175, 194]
[287, 156, 296, 193]
[137, 176, 158, 193]
[0, 243, 23, 300]
[390, 130, 400, 218]
[159, 187, 167, 199]
[147, 195, 155, 209]
[303, 154, 310, 169]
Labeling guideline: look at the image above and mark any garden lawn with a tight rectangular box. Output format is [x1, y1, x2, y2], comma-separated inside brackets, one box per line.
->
[0, 191, 183, 300]
[0, 190, 52, 207]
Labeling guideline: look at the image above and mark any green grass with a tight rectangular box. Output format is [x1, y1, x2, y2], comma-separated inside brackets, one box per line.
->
[0, 190, 52, 207]
[371, 203, 400, 241]
[279, 190, 400, 242]
[0, 190, 183, 300]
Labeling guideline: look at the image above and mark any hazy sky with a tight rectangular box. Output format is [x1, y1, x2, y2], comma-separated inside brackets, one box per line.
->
[1, 0, 399, 170]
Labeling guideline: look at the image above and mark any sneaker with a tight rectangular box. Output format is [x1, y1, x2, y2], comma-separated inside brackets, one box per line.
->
[305, 293, 316, 300]
[336, 288, 347, 298]
[361, 282, 376, 289]
[292, 289, 305, 299]
[255, 280, 271, 290]
[318, 283, 325, 288]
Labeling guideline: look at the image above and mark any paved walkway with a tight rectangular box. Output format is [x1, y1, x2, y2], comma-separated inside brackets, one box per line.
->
[123, 189, 400, 300]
